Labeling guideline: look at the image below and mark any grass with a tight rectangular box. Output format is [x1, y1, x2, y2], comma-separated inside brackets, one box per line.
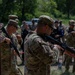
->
[54, 15, 75, 26]
[50, 66, 75, 75]
[51, 70, 75, 75]
[19, 65, 75, 75]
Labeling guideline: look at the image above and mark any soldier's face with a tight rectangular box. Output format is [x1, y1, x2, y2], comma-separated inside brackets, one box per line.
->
[45, 25, 53, 35]
[10, 26, 17, 33]
[55, 23, 59, 27]
[70, 25, 74, 28]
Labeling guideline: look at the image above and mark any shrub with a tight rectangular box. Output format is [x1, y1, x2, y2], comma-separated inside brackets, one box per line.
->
[52, 9, 62, 18]
[24, 13, 34, 20]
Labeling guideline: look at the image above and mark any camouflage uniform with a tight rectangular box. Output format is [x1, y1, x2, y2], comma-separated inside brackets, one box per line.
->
[24, 33, 59, 75]
[0, 41, 11, 75]
[9, 31, 22, 75]
[64, 20, 75, 72]
[0, 28, 21, 75]
[8, 15, 22, 52]
[65, 33, 75, 72]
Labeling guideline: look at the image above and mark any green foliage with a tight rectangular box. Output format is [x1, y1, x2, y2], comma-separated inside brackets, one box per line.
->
[52, 9, 62, 18]
[0, 0, 37, 22]
[0, 0, 16, 22]
[0, 0, 75, 22]
[50, 67, 75, 75]
[0, 0, 2, 4]
[37, 0, 57, 13]
[24, 13, 34, 20]
[35, 10, 54, 19]
[55, 0, 75, 18]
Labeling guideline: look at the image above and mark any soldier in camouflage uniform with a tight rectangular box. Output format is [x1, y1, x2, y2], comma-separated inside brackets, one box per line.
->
[0, 23, 11, 75]
[65, 20, 75, 72]
[24, 15, 61, 75]
[9, 15, 22, 64]
[9, 14, 22, 52]
[0, 20, 22, 75]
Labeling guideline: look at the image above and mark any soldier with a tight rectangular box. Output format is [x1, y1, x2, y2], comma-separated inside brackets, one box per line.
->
[8, 14, 21, 35]
[66, 20, 75, 33]
[20, 21, 29, 65]
[9, 14, 22, 59]
[8, 15, 20, 33]
[0, 20, 22, 75]
[29, 19, 37, 31]
[65, 20, 75, 72]
[50, 20, 64, 42]
[24, 15, 63, 75]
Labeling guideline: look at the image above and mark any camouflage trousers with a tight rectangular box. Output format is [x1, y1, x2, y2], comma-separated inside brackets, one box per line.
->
[1, 68, 20, 75]
[24, 65, 50, 75]
[0, 42, 22, 75]
[65, 54, 75, 73]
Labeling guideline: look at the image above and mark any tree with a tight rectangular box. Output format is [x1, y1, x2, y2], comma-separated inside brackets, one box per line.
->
[0, 0, 15, 22]
[0, 0, 37, 22]
[37, 0, 57, 13]
[0, 0, 2, 4]
[16, 0, 37, 21]
[65, 0, 75, 18]
[55, 0, 75, 18]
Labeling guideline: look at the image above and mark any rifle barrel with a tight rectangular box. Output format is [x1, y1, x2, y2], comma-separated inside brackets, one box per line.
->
[46, 35, 75, 54]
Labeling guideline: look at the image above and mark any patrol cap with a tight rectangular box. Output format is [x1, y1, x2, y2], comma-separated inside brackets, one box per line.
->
[38, 15, 54, 29]
[69, 20, 75, 26]
[15, 18, 19, 23]
[7, 19, 18, 29]
[54, 20, 59, 23]
[22, 20, 26, 24]
[9, 15, 18, 20]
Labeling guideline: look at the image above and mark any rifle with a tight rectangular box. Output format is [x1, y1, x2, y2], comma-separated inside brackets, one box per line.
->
[38, 34, 75, 57]
[0, 23, 22, 61]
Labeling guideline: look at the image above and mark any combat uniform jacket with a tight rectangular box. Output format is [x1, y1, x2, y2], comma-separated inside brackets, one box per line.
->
[65, 33, 75, 72]
[0, 31, 21, 75]
[0, 37, 11, 75]
[64, 25, 75, 72]
[24, 33, 58, 75]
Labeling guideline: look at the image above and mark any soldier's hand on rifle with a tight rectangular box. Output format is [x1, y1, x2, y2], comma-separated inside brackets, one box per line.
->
[4, 37, 11, 44]
[71, 31, 75, 36]
[55, 35, 60, 38]
[64, 50, 75, 58]
[14, 50, 17, 55]
[16, 34, 22, 45]
[53, 44, 64, 55]
[54, 44, 64, 50]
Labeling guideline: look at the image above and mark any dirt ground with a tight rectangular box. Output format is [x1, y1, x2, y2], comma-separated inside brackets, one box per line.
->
[17, 56, 75, 75]
[19, 65, 75, 75]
